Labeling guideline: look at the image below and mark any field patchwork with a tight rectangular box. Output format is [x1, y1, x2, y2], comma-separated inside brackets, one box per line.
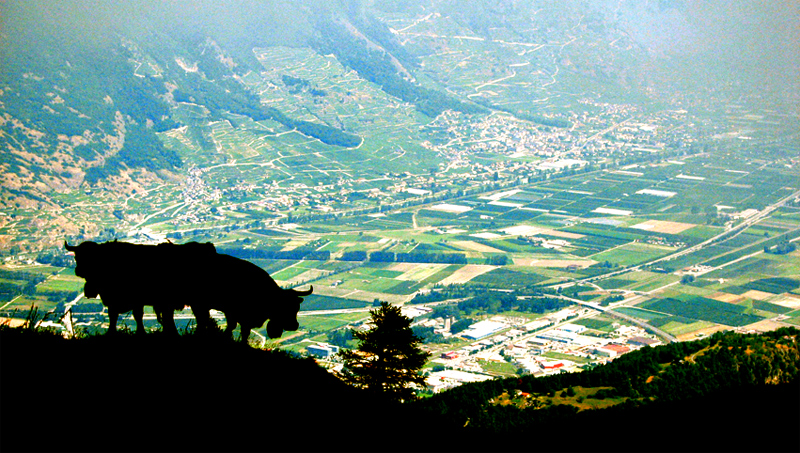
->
[394, 263, 451, 281]
[437, 265, 497, 285]
[501, 225, 584, 239]
[740, 319, 790, 333]
[630, 220, 695, 234]
[771, 294, 800, 309]
[429, 203, 472, 213]
[710, 292, 746, 304]
[515, 258, 596, 268]
[451, 240, 508, 254]
[741, 290, 775, 301]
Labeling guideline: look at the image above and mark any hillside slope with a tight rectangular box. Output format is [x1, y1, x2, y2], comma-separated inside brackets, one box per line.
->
[413, 327, 800, 452]
[2, 326, 799, 452]
[0, 328, 437, 452]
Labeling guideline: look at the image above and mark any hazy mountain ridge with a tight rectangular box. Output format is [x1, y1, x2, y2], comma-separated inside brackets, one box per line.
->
[1, 0, 798, 251]
[1, 2, 629, 201]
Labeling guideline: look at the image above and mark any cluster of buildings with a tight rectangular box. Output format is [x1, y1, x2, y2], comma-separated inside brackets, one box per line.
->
[302, 300, 664, 395]
[155, 93, 699, 237]
[426, 309, 662, 391]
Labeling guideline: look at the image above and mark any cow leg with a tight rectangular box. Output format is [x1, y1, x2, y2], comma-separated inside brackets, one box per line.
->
[107, 307, 118, 335]
[223, 315, 237, 337]
[191, 307, 213, 333]
[239, 326, 251, 343]
[160, 308, 177, 335]
[133, 306, 145, 334]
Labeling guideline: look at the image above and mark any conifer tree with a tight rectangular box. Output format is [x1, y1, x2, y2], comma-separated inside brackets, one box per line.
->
[339, 302, 430, 402]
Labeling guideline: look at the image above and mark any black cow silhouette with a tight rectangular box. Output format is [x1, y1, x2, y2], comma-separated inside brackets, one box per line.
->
[189, 253, 312, 341]
[66, 240, 211, 334]
[65, 240, 311, 340]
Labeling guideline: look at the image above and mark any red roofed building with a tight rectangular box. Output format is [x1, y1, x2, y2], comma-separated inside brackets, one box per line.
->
[541, 360, 564, 369]
[627, 336, 661, 348]
[595, 343, 631, 358]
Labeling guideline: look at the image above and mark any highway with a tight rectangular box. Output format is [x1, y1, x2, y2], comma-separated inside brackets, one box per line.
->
[552, 294, 677, 343]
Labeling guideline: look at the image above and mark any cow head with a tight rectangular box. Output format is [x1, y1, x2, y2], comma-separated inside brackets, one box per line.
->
[265, 286, 312, 339]
[64, 241, 102, 280]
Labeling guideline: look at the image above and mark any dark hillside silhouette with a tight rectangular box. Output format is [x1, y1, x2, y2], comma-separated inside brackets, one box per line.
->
[65, 240, 312, 341]
[0, 328, 444, 452]
[2, 326, 798, 452]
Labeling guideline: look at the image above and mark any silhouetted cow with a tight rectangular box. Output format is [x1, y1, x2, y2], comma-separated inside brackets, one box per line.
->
[190, 253, 312, 342]
[65, 240, 310, 341]
[65, 240, 216, 334]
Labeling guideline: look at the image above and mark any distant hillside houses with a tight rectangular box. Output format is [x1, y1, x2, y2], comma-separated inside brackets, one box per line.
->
[537, 158, 587, 171]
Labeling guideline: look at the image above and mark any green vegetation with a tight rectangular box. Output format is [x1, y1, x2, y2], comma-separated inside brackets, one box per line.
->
[339, 302, 430, 402]
[642, 295, 764, 327]
[743, 277, 800, 294]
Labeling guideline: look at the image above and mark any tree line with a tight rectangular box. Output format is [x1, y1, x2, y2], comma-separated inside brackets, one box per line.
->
[219, 246, 472, 264]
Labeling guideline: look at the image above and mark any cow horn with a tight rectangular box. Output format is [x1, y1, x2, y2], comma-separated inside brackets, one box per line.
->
[64, 241, 76, 252]
[291, 285, 313, 297]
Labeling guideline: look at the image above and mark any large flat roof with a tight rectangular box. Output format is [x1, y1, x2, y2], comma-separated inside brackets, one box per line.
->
[461, 320, 506, 340]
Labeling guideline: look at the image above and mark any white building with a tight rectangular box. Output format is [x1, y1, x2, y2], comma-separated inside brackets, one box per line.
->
[426, 370, 494, 393]
[558, 323, 587, 334]
[523, 319, 553, 332]
[307, 343, 340, 358]
[460, 320, 506, 340]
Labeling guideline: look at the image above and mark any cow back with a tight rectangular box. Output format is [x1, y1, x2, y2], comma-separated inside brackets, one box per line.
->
[72, 240, 217, 309]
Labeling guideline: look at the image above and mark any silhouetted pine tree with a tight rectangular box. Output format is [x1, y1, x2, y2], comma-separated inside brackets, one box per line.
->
[339, 302, 430, 402]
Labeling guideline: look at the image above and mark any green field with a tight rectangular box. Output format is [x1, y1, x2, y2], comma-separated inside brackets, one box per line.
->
[591, 243, 676, 266]
[300, 295, 370, 311]
[742, 277, 800, 294]
[641, 295, 765, 327]
[612, 306, 669, 322]
[298, 312, 369, 332]
[572, 317, 615, 332]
